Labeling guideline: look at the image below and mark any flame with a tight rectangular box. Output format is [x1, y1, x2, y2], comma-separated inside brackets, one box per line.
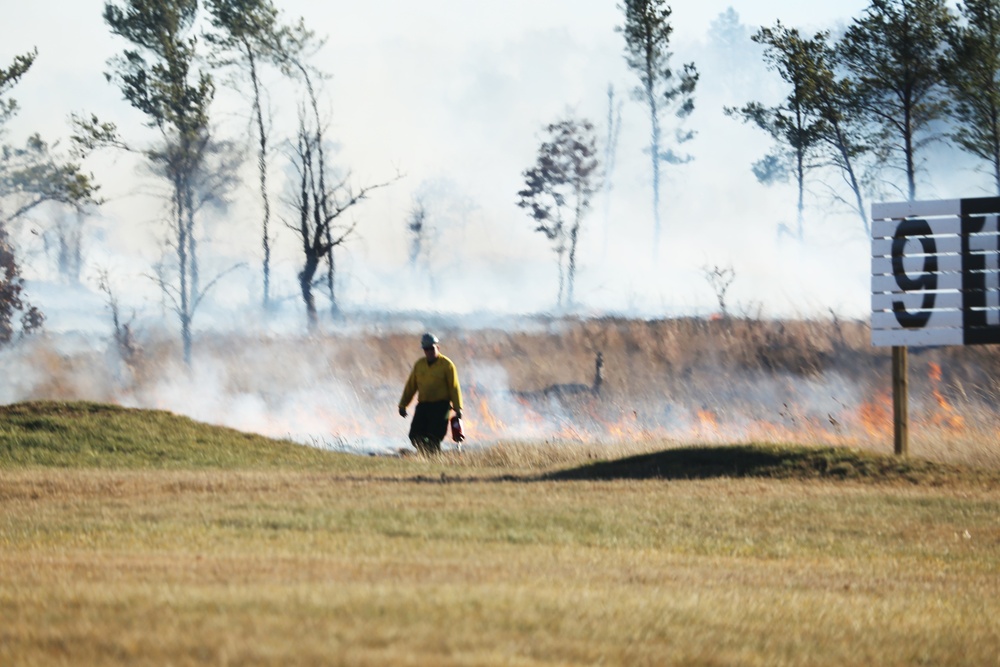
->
[927, 362, 965, 432]
[472, 396, 504, 437]
[858, 391, 892, 438]
[697, 409, 719, 436]
[198, 368, 973, 452]
[928, 362, 943, 383]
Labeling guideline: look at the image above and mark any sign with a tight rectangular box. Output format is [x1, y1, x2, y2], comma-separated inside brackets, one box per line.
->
[871, 197, 1000, 347]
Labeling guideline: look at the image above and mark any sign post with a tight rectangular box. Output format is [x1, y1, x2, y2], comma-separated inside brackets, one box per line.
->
[892, 346, 908, 456]
[872, 197, 1000, 455]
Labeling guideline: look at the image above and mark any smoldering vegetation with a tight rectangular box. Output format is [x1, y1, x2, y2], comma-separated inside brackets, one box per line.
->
[3, 313, 999, 468]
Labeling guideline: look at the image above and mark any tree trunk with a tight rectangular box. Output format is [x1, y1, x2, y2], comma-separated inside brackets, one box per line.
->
[794, 94, 805, 241]
[904, 98, 916, 201]
[299, 254, 319, 332]
[992, 105, 1000, 196]
[186, 184, 198, 303]
[556, 246, 566, 309]
[796, 142, 805, 241]
[175, 176, 192, 367]
[56, 211, 84, 285]
[246, 41, 272, 311]
[819, 87, 869, 235]
[648, 86, 662, 260]
[326, 227, 338, 317]
[567, 184, 583, 306]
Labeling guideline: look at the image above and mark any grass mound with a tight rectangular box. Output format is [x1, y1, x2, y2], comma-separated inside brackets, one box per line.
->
[544, 443, 996, 485]
[0, 400, 390, 471]
[2, 401, 994, 485]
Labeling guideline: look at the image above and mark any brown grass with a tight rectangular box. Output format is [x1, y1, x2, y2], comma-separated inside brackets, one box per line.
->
[2, 467, 998, 666]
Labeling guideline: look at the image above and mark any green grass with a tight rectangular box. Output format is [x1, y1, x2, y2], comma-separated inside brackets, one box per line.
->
[0, 400, 412, 473]
[4, 400, 998, 485]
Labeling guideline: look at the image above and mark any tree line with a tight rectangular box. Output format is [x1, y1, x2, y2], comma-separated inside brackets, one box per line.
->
[521, 0, 1000, 308]
[4, 0, 1000, 360]
[727, 0, 1000, 240]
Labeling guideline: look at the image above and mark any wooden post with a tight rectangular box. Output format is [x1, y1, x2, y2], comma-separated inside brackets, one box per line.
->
[892, 345, 909, 456]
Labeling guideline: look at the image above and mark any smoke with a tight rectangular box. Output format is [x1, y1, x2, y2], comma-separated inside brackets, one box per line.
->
[4, 1, 890, 322]
[4, 310, 999, 468]
[7, 2, 1000, 467]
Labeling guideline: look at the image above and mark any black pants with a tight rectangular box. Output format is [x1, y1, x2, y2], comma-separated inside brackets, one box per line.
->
[409, 401, 450, 454]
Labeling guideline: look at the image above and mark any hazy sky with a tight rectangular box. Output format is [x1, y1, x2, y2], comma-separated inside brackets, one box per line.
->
[3, 0, 947, 323]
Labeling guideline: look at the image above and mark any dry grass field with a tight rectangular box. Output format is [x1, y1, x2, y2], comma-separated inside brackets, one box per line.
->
[3, 469, 999, 666]
[4, 316, 1000, 664]
[2, 402, 1000, 666]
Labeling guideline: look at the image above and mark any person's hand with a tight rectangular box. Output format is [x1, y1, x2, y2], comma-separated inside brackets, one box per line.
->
[398, 406, 407, 418]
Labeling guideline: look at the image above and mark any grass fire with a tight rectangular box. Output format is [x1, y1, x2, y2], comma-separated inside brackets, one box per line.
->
[4, 314, 999, 467]
[5, 0, 1000, 663]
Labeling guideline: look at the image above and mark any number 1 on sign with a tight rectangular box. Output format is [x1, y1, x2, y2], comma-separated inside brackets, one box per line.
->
[966, 215, 1000, 327]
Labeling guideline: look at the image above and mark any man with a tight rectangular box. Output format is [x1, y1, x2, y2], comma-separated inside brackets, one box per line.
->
[398, 332, 464, 455]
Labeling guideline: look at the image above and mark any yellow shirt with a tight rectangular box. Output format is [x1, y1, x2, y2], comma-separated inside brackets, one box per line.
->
[399, 354, 463, 412]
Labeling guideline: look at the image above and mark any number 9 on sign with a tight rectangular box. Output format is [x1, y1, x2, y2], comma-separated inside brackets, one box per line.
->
[891, 219, 937, 328]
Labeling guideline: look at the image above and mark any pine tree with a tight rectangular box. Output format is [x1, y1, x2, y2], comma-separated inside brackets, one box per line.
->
[102, 0, 215, 366]
[617, 0, 698, 258]
[943, 0, 1000, 194]
[726, 23, 826, 241]
[205, 0, 289, 309]
[838, 0, 955, 202]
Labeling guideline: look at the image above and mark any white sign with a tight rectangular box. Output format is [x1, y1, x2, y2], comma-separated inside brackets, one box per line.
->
[871, 197, 1000, 347]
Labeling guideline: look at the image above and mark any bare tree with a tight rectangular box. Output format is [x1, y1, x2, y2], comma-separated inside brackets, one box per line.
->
[285, 111, 394, 330]
[702, 263, 736, 318]
[406, 197, 429, 269]
[405, 196, 440, 294]
[97, 269, 141, 375]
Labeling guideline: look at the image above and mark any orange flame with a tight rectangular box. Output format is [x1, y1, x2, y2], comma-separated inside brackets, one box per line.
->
[927, 362, 965, 432]
[697, 409, 719, 435]
[858, 391, 892, 438]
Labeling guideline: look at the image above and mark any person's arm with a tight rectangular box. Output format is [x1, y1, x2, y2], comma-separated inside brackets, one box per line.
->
[399, 365, 418, 415]
[448, 361, 463, 417]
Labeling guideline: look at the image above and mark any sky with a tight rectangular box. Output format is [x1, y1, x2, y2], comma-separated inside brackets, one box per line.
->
[5, 0, 972, 330]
